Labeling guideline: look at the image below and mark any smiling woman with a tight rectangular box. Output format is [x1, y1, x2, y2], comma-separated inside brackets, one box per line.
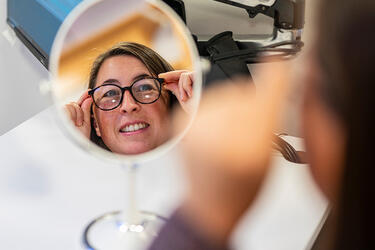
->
[64, 42, 194, 154]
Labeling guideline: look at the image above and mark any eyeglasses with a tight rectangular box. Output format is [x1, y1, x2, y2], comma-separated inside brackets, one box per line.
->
[88, 76, 165, 111]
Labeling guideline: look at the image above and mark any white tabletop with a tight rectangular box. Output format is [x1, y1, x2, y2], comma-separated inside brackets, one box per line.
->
[0, 107, 328, 250]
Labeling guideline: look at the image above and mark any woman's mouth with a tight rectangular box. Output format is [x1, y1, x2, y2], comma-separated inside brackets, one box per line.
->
[120, 122, 150, 134]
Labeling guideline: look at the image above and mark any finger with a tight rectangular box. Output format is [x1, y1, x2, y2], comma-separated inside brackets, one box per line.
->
[64, 104, 74, 122]
[159, 70, 188, 83]
[72, 103, 84, 127]
[77, 90, 91, 106]
[81, 97, 93, 125]
[189, 71, 195, 82]
[163, 82, 179, 96]
[65, 103, 77, 125]
[182, 72, 194, 98]
[179, 73, 189, 102]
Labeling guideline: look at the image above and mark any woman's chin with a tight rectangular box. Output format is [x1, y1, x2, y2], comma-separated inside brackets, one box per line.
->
[113, 143, 155, 155]
[106, 136, 169, 155]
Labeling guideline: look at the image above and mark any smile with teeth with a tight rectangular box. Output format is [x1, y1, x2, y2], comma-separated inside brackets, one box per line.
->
[120, 122, 149, 133]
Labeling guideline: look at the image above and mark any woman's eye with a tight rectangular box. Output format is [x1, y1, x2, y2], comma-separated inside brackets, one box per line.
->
[103, 89, 118, 97]
[138, 84, 155, 92]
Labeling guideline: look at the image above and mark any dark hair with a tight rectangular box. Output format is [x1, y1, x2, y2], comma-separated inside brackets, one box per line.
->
[316, 1, 375, 249]
[88, 42, 176, 149]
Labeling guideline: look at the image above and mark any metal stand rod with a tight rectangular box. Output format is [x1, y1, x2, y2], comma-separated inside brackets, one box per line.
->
[122, 163, 140, 225]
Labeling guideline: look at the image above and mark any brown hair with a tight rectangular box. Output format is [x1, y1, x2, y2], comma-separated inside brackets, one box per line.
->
[314, 1, 375, 249]
[88, 42, 175, 149]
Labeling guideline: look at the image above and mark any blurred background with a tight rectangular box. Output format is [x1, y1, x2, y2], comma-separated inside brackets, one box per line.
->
[0, 0, 318, 136]
[0, 2, 328, 250]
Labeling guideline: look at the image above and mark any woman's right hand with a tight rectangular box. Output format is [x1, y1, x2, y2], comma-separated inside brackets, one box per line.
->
[64, 90, 93, 139]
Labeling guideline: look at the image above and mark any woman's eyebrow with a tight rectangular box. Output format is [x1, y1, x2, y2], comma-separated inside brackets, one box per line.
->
[100, 74, 151, 86]
[132, 73, 151, 83]
[101, 79, 120, 85]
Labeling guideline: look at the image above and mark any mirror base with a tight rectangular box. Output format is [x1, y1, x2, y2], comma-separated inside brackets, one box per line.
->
[82, 210, 166, 250]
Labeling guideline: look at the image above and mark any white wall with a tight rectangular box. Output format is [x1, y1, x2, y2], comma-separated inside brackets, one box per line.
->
[0, 0, 52, 136]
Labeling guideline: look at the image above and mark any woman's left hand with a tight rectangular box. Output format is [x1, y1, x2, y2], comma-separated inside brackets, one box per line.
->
[159, 70, 194, 113]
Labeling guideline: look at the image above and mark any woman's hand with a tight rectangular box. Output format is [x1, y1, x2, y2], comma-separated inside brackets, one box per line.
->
[173, 61, 291, 245]
[159, 70, 194, 113]
[64, 90, 93, 139]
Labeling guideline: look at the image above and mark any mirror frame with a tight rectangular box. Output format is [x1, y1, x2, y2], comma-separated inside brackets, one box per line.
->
[49, 0, 203, 164]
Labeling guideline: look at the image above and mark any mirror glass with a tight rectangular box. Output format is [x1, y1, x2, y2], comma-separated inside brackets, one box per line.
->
[49, 0, 202, 163]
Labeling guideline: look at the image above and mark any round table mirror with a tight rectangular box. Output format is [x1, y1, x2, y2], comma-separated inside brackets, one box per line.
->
[49, 0, 203, 249]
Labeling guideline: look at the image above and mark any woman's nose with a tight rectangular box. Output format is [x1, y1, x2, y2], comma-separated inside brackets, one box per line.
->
[120, 91, 140, 113]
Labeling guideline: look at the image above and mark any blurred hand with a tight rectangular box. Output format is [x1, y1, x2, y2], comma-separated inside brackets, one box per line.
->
[64, 90, 93, 139]
[174, 62, 291, 244]
[159, 70, 194, 114]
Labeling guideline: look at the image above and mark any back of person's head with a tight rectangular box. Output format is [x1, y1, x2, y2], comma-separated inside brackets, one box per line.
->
[316, 0, 375, 249]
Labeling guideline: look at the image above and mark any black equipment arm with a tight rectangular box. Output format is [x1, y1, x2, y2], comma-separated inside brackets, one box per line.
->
[214, 0, 305, 30]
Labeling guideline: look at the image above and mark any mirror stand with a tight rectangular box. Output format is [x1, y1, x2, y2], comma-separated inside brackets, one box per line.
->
[82, 163, 166, 250]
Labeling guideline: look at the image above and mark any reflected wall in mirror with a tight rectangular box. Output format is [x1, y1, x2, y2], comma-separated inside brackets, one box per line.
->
[51, 0, 201, 159]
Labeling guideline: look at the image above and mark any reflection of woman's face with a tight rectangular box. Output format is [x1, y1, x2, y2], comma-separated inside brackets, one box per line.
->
[93, 55, 170, 154]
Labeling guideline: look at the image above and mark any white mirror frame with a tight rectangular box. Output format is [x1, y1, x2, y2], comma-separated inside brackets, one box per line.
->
[49, 0, 203, 165]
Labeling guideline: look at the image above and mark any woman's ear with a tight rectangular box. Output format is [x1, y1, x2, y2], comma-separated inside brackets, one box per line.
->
[92, 115, 101, 137]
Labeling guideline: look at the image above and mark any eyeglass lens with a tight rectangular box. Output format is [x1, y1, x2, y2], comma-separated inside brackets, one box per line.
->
[92, 78, 161, 110]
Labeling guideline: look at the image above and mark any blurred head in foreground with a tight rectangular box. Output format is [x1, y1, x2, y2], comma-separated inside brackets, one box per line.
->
[303, 0, 375, 249]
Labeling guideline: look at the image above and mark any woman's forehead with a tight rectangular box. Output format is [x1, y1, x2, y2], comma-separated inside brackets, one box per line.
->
[95, 55, 151, 86]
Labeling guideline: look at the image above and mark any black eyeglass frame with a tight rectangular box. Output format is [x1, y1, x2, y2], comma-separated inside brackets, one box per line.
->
[88, 76, 165, 111]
